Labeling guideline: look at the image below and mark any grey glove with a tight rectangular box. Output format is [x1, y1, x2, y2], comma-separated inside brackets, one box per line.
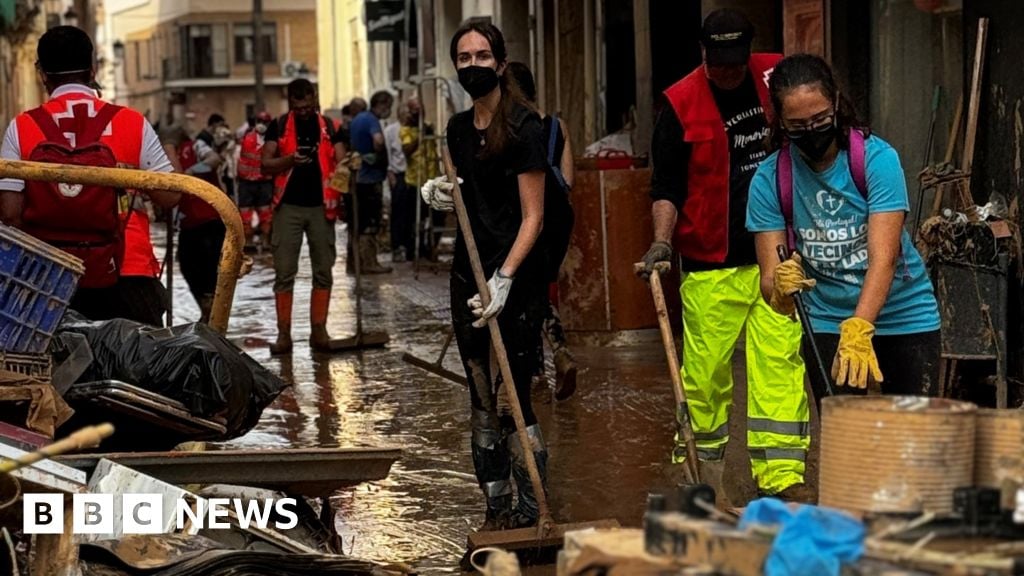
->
[420, 175, 460, 212]
[467, 271, 514, 328]
[638, 241, 674, 279]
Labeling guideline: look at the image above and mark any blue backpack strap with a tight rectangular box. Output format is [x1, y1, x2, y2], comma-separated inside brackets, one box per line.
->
[546, 114, 569, 192]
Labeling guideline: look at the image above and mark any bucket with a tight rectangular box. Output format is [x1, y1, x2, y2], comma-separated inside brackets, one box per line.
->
[974, 409, 1023, 506]
[820, 395, 976, 516]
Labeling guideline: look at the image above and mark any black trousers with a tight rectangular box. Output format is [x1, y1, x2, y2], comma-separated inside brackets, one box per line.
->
[347, 182, 384, 235]
[451, 269, 546, 493]
[389, 172, 416, 256]
[450, 270, 546, 426]
[71, 276, 167, 327]
[178, 219, 226, 301]
[804, 329, 941, 404]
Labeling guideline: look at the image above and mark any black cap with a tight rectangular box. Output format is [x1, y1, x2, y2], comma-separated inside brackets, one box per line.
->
[37, 26, 94, 75]
[701, 9, 754, 67]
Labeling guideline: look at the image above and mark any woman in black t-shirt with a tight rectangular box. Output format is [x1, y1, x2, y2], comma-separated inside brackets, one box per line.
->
[421, 21, 548, 531]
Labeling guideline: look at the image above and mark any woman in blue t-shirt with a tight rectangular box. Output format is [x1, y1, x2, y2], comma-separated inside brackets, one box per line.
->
[746, 54, 940, 400]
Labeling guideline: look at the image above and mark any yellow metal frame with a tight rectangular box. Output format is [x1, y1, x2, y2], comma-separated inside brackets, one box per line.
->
[0, 159, 243, 334]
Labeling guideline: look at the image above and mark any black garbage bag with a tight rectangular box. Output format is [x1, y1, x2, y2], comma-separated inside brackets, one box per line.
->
[59, 312, 287, 436]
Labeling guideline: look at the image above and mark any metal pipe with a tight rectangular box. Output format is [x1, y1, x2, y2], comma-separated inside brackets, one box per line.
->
[0, 160, 243, 334]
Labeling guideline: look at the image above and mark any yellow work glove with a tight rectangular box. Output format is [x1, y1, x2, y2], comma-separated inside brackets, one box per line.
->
[770, 253, 816, 317]
[832, 317, 884, 389]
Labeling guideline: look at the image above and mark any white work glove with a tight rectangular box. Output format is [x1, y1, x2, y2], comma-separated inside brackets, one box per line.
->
[420, 175, 461, 212]
[467, 271, 513, 328]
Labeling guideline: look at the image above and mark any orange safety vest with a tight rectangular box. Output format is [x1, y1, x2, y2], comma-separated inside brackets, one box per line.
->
[271, 113, 340, 221]
[662, 53, 781, 264]
[237, 131, 269, 181]
[15, 91, 161, 278]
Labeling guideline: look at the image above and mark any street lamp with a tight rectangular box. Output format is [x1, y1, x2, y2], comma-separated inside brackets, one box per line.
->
[63, 6, 79, 28]
[112, 40, 125, 63]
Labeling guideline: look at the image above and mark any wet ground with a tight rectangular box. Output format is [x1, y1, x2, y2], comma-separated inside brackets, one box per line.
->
[154, 224, 814, 575]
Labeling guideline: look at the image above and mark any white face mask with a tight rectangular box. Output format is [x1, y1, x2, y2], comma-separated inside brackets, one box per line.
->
[255, 124, 267, 135]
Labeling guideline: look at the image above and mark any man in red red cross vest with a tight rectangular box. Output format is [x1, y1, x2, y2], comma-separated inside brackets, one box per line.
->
[0, 26, 179, 325]
[237, 111, 275, 250]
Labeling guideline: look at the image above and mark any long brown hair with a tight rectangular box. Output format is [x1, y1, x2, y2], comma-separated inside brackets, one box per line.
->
[449, 20, 532, 158]
[767, 53, 869, 152]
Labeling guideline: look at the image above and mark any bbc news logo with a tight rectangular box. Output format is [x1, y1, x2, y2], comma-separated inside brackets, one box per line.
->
[23, 494, 299, 534]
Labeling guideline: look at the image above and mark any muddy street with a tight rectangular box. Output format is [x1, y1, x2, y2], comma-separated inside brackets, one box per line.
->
[155, 224, 770, 575]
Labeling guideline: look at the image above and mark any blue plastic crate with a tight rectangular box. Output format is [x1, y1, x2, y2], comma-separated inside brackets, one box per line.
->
[0, 224, 84, 354]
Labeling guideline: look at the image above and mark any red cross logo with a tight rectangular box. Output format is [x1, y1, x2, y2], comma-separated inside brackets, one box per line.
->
[50, 99, 112, 147]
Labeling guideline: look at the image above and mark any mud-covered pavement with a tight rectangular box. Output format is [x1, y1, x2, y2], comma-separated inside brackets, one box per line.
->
[155, 224, 797, 575]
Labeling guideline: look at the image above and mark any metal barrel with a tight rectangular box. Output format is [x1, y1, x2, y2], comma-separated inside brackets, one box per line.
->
[820, 395, 976, 516]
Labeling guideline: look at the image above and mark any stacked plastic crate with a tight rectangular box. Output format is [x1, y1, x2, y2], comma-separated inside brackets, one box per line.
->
[0, 224, 84, 382]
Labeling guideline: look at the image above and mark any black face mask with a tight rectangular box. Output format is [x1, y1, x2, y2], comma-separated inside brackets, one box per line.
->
[788, 124, 838, 162]
[458, 66, 500, 100]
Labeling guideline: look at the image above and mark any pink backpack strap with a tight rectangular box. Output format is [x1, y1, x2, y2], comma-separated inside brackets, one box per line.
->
[775, 144, 796, 252]
[848, 128, 867, 197]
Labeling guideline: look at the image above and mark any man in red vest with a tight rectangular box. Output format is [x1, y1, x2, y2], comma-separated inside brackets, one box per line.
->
[262, 79, 347, 354]
[636, 10, 810, 501]
[237, 111, 275, 250]
[0, 26, 178, 326]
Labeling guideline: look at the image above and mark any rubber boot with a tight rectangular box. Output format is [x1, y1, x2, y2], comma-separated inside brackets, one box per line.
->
[243, 226, 256, 252]
[469, 406, 513, 528]
[509, 424, 548, 528]
[545, 306, 578, 401]
[269, 292, 293, 355]
[309, 288, 346, 352]
[259, 219, 272, 252]
[197, 293, 214, 324]
[345, 233, 355, 275]
[696, 459, 732, 509]
[359, 235, 392, 274]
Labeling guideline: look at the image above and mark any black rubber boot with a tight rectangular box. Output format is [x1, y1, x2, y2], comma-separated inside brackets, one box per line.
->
[509, 424, 548, 528]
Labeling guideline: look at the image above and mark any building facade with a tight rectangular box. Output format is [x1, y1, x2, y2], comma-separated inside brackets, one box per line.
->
[109, 0, 317, 132]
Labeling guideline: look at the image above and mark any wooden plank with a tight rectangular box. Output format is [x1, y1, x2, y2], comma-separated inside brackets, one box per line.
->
[30, 498, 78, 576]
[632, 0, 652, 157]
[583, 0, 596, 144]
[962, 17, 989, 177]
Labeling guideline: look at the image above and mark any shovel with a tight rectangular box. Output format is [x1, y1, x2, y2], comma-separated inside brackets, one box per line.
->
[634, 261, 700, 485]
[776, 245, 835, 404]
[442, 148, 619, 554]
[329, 171, 390, 352]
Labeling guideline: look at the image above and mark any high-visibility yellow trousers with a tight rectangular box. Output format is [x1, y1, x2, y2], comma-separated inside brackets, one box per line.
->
[674, 265, 809, 495]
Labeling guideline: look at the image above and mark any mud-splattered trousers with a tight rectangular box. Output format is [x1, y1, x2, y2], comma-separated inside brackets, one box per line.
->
[450, 269, 548, 524]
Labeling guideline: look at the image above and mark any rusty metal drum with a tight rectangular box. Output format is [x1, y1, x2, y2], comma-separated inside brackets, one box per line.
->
[820, 396, 976, 516]
[974, 409, 1023, 497]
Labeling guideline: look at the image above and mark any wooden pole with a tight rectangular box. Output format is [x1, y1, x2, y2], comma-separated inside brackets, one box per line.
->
[583, 0, 596, 143]
[961, 17, 988, 177]
[442, 147, 554, 534]
[253, 0, 266, 114]
[633, 0, 652, 157]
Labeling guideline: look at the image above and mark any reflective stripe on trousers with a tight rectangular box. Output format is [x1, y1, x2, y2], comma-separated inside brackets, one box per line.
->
[672, 265, 810, 495]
